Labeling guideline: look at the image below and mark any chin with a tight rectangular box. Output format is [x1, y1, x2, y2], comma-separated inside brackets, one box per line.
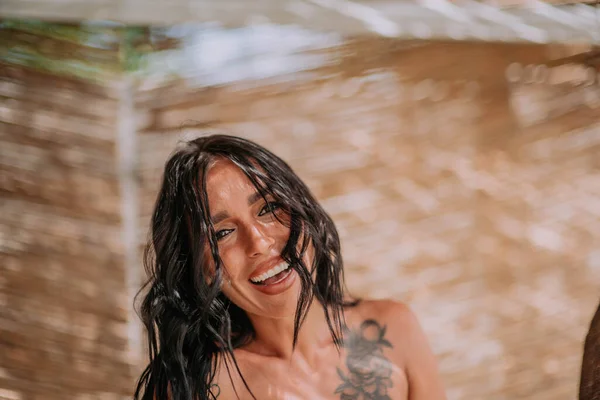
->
[260, 279, 304, 319]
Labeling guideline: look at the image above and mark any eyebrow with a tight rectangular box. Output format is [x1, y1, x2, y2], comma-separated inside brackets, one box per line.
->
[210, 191, 266, 225]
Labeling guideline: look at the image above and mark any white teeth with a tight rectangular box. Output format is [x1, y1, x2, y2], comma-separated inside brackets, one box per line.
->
[250, 262, 289, 283]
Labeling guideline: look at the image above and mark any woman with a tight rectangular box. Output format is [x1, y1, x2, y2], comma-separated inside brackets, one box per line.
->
[134, 134, 446, 400]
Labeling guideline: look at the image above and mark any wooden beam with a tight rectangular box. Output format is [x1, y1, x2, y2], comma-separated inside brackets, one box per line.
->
[1, 0, 599, 44]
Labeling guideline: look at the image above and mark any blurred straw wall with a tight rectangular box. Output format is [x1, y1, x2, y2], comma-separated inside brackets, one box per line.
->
[1, 29, 599, 400]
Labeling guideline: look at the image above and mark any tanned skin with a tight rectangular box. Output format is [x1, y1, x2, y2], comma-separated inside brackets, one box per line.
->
[205, 159, 447, 400]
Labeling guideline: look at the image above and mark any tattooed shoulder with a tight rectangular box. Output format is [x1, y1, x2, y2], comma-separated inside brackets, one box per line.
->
[209, 383, 221, 398]
[335, 319, 395, 400]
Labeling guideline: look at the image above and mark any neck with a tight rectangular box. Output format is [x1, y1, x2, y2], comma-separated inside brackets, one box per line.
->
[246, 299, 338, 362]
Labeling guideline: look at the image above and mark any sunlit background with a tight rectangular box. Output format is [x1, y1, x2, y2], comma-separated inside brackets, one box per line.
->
[1, 1, 600, 399]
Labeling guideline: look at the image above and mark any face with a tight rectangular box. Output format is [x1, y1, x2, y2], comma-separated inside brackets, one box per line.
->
[204, 158, 310, 318]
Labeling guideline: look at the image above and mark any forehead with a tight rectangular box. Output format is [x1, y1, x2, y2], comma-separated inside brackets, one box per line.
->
[205, 158, 255, 204]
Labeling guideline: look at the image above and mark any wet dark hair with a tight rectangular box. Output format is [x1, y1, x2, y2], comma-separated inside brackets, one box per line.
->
[133, 134, 357, 400]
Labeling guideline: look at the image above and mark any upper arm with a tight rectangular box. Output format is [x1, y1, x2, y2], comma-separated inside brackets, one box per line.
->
[385, 301, 447, 400]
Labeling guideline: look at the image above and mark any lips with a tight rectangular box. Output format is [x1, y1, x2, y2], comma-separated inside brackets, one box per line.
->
[248, 258, 287, 282]
[250, 261, 289, 284]
[247, 257, 297, 295]
[250, 267, 296, 295]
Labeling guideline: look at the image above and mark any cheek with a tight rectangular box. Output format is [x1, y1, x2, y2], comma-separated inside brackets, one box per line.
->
[203, 241, 216, 265]
[261, 214, 292, 246]
[203, 258, 218, 285]
[302, 243, 316, 270]
[274, 222, 291, 242]
[202, 244, 231, 284]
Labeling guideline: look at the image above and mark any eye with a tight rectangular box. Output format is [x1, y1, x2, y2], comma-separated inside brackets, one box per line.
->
[216, 229, 234, 241]
[258, 201, 281, 217]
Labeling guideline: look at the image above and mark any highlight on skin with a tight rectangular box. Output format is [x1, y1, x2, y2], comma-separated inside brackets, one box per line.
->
[133, 134, 358, 400]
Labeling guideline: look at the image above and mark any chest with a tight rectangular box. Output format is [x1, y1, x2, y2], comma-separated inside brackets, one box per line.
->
[236, 347, 408, 400]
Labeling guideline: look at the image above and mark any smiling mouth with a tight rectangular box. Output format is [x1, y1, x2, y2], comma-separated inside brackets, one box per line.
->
[249, 262, 292, 286]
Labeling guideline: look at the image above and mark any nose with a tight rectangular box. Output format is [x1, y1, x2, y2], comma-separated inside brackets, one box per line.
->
[245, 223, 275, 257]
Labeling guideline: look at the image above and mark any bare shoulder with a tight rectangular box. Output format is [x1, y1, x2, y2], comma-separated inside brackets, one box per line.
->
[358, 298, 412, 315]
[348, 298, 447, 399]
[344, 299, 424, 367]
[350, 298, 421, 332]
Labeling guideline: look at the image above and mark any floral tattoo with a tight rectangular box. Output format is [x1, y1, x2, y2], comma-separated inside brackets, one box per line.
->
[335, 320, 394, 400]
